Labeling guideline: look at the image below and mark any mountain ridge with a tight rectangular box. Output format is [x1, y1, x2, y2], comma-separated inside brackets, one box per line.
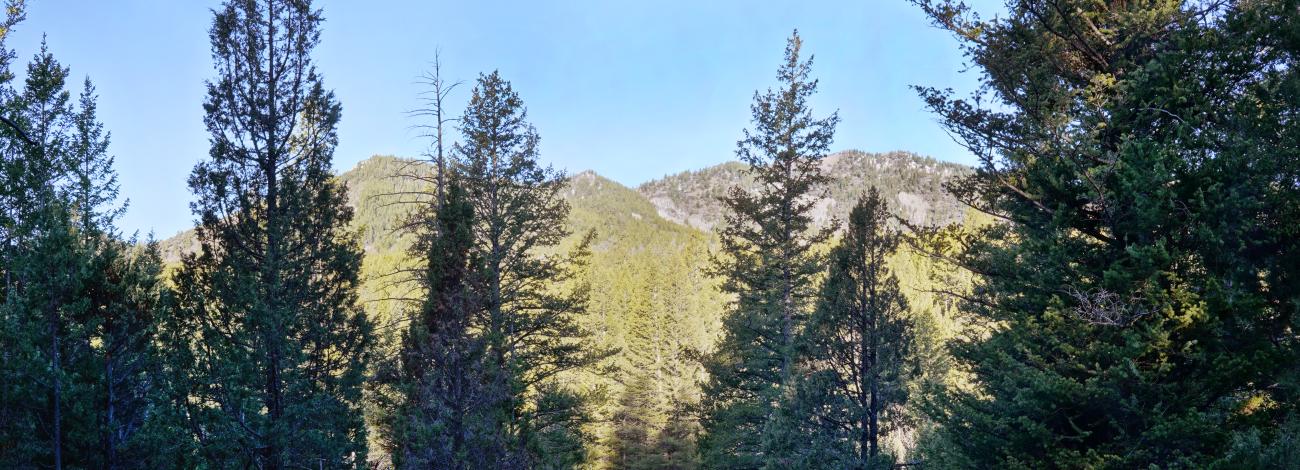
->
[163, 149, 971, 262]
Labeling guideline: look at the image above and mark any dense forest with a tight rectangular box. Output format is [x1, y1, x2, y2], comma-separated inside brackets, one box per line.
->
[2, 0, 1300, 469]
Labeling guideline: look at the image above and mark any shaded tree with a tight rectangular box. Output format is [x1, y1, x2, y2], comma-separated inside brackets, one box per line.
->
[166, 0, 372, 467]
[799, 188, 914, 469]
[910, 0, 1300, 466]
[374, 180, 497, 469]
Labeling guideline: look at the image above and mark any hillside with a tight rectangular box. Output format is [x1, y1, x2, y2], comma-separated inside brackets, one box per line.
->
[638, 150, 971, 231]
[159, 152, 972, 465]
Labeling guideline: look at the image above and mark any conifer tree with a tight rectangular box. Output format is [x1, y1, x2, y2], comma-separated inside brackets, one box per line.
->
[0, 31, 172, 468]
[800, 188, 914, 469]
[65, 75, 173, 469]
[374, 180, 495, 469]
[1, 41, 83, 469]
[697, 30, 839, 469]
[910, 0, 1300, 466]
[167, 0, 372, 467]
[454, 71, 607, 468]
[611, 374, 660, 470]
[609, 253, 704, 470]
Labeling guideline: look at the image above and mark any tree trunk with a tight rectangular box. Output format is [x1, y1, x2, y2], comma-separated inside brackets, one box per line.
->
[49, 294, 63, 470]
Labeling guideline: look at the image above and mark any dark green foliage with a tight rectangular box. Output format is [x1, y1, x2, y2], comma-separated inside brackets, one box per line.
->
[166, 1, 373, 467]
[0, 14, 174, 468]
[911, 0, 1300, 467]
[697, 30, 840, 469]
[785, 188, 915, 469]
[373, 180, 498, 469]
[418, 70, 605, 470]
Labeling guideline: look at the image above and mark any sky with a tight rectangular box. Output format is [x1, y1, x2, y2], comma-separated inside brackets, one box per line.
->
[10, 0, 1004, 238]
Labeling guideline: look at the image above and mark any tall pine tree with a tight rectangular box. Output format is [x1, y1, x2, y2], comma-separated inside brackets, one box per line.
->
[167, 0, 372, 467]
[697, 30, 839, 469]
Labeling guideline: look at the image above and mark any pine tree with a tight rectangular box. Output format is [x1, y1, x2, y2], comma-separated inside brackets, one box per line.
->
[800, 188, 914, 469]
[910, 0, 1300, 466]
[697, 30, 839, 469]
[167, 0, 373, 467]
[453, 71, 608, 468]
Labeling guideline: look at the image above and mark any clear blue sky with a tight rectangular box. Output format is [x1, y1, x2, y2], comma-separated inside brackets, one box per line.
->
[11, 0, 1002, 238]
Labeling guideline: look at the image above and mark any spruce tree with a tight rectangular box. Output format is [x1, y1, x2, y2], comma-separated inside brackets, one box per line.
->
[609, 253, 704, 470]
[611, 374, 661, 470]
[910, 0, 1300, 466]
[167, 0, 372, 467]
[697, 30, 839, 469]
[66, 75, 173, 469]
[800, 188, 914, 469]
[3, 41, 83, 469]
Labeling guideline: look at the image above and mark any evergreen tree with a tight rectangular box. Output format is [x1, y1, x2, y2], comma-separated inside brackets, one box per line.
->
[799, 188, 914, 469]
[910, 0, 1300, 466]
[608, 252, 705, 470]
[0, 40, 84, 469]
[67, 78, 121, 232]
[0, 30, 172, 469]
[67, 75, 173, 469]
[167, 0, 372, 467]
[374, 180, 496, 469]
[611, 374, 661, 470]
[697, 30, 839, 469]
[453, 71, 607, 468]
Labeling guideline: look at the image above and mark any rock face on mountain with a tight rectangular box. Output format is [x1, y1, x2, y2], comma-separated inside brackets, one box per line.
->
[636, 150, 971, 231]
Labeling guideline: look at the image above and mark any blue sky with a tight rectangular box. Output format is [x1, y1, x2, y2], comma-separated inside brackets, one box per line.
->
[11, 0, 1002, 238]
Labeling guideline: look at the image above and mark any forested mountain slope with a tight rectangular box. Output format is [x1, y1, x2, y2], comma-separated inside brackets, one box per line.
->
[160, 152, 972, 465]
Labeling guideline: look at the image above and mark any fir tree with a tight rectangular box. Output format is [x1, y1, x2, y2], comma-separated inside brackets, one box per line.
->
[611, 374, 660, 470]
[2, 40, 82, 469]
[66, 73, 172, 469]
[697, 30, 839, 469]
[608, 253, 705, 469]
[167, 0, 373, 467]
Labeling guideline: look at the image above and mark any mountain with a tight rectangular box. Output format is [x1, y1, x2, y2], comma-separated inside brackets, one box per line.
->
[164, 150, 970, 263]
[638, 150, 971, 231]
[159, 150, 972, 465]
